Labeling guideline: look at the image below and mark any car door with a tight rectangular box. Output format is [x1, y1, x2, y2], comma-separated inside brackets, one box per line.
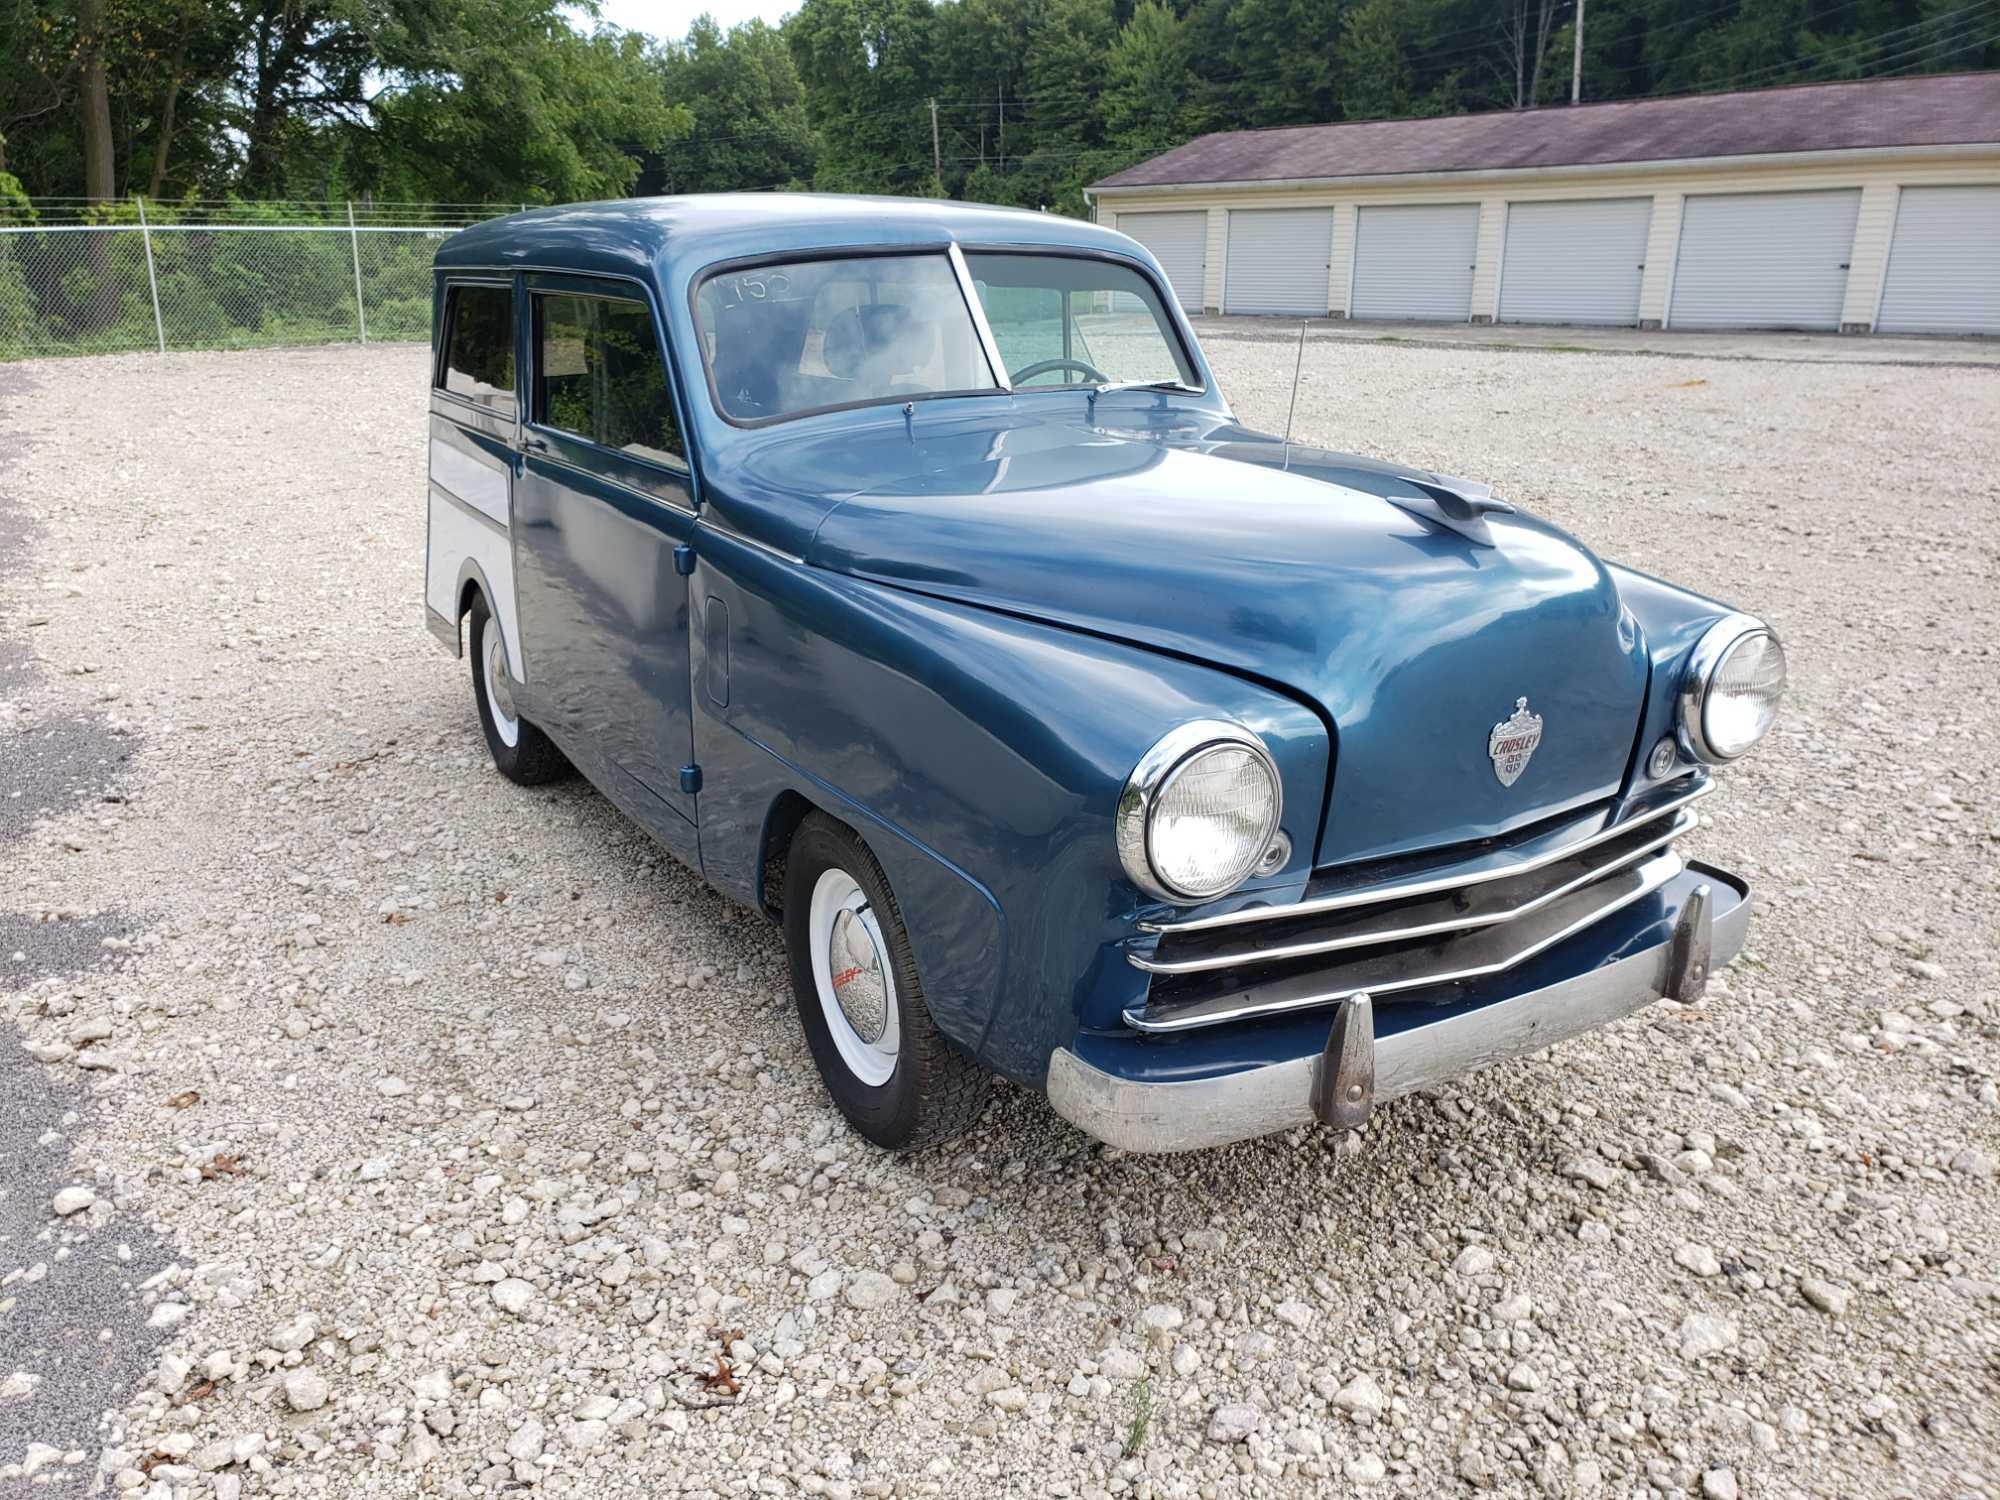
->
[512, 272, 700, 853]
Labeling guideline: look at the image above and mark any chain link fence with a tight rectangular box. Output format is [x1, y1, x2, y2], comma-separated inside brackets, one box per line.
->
[0, 200, 520, 361]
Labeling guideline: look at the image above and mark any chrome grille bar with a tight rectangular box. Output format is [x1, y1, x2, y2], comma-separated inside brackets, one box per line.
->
[1128, 808, 1696, 976]
[1123, 849, 1684, 1034]
[1141, 775, 1712, 936]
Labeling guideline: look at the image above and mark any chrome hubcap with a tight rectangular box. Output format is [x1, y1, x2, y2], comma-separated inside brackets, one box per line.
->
[482, 621, 520, 748]
[808, 868, 900, 1087]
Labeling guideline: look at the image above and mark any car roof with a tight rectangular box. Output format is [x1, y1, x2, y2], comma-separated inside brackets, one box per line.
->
[434, 193, 1141, 287]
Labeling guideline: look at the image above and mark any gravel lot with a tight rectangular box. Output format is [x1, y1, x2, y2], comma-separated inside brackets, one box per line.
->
[1, 333, 1995, 1500]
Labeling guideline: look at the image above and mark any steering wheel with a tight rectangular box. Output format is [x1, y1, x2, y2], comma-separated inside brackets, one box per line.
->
[1010, 357, 1109, 386]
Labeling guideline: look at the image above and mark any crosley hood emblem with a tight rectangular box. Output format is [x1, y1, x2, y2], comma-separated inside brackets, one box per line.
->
[1488, 697, 1544, 787]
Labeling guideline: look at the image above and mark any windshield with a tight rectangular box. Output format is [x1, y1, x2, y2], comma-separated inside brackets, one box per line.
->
[963, 253, 1195, 390]
[692, 250, 1196, 424]
[695, 253, 997, 423]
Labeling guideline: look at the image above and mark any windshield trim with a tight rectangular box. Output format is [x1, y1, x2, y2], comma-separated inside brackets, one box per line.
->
[687, 242, 1206, 430]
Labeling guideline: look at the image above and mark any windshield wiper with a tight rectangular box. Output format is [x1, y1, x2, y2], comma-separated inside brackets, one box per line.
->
[1085, 379, 1201, 417]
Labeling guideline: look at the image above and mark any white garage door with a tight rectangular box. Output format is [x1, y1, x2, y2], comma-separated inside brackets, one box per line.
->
[1223, 208, 1334, 315]
[1118, 211, 1207, 313]
[1670, 190, 1861, 331]
[1351, 203, 1480, 321]
[1499, 198, 1653, 326]
[1876, 186, 2000, 336]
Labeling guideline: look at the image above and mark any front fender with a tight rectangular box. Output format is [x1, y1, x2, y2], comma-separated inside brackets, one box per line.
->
[690, 525, 1328, 1086]
[1606, 563, 1750, 792]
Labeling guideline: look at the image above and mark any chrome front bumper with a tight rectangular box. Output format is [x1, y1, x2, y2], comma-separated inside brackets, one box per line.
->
[1047, 862, 1750, 1153]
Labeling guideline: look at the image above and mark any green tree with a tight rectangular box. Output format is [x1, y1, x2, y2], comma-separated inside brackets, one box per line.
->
[1102, 0, 1197, 151]
[788, 0, 939, 192]
[651, 16, 818, 194]
[370, 6, 688, 203]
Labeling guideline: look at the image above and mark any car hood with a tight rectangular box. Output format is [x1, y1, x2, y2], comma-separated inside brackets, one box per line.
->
[797, 414, 1649, 868]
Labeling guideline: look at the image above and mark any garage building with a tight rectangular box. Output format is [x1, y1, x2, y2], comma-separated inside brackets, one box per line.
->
[1087, 72, 2000, 336]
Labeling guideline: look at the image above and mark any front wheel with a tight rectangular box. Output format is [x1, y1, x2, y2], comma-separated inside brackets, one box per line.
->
[468, 594, 570, 786]
[782, 814, 990, 1151]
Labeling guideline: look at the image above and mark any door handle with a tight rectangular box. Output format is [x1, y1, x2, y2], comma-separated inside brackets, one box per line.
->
[522, 435, 549, 454]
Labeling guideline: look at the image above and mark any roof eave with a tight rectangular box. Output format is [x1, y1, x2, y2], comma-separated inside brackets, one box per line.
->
[1087, 140, 2000, 197]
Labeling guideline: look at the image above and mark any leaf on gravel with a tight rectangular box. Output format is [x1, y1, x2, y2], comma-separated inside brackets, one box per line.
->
[166, 1090, 201, 1109]
[199, 1153, 246, 1180]
[171, 1380, 216, 1407]
[1664, 377, 1709, 388]
[689, 1357, 739, 1396]
[383, 912, 412, 925]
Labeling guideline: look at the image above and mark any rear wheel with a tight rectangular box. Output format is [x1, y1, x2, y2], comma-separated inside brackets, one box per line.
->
[782, 814, 989, 1151]
[468, 594, 570, 786]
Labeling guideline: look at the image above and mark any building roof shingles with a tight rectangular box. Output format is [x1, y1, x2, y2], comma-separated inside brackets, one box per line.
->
[1091, 72, 2000, 190]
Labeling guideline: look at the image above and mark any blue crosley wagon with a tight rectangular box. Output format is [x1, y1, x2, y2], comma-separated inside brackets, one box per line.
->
[423, 194, 1785, 1153]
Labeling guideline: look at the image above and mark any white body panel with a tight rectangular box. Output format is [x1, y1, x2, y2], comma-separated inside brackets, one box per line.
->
[1115, 210, 1208, 313]
[1498, 197, 1654, 325]
[1350, 203, 1480, 321]
[1223, 208, 1335, 315]
[1669, 189, 1861, 330]
[1876, 185, 2000, 335]
[425, 434, 524, 681]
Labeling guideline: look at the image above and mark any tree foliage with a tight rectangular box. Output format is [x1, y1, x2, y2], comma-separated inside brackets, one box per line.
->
[2, 0, 1992, 212]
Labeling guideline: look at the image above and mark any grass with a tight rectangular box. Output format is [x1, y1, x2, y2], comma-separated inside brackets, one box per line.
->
[1124, 1376, 1152, 1456]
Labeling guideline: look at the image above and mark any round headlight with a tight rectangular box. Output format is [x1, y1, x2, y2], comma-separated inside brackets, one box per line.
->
[1680, 617, 1786, 763]
[1117, 721, 1283, 903]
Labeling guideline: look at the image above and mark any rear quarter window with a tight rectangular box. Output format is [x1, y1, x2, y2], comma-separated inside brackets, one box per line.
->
[439, 285, 515, 410]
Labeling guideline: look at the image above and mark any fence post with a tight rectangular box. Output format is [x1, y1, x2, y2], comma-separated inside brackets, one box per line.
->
[347, 201, 368, 344]
[135, 196, 166, 354]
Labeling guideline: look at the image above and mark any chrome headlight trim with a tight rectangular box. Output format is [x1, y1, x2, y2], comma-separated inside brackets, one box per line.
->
[1117, 719, 1284, 905]
[1678, 613, 1784, 764]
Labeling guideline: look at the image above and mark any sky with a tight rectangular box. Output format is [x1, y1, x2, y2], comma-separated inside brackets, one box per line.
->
[588, 0, 797, 39]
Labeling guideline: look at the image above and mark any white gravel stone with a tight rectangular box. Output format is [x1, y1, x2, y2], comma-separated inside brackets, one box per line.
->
[1801, 1278, 1852, 1317]
[51, 1185, 96, 1216]
[843, 1270, 897, 1310]
[1679, 1313, 1740, 1362]
[267, 1314, 317, 1353]
[1452, 1245, 1495, 1277]
[283, 1369, 329, 1411]
[505, 1419, 546, 1462]
[1344, 1454, 1387, 1485]
[1207, 1403, 1262, 1443]
[1675, 1243, 1723, 1277]
[491, 1278, 537, 1316]
[1099, 1348, 1146, 1380]
[1334, 1373, 1387, 1417]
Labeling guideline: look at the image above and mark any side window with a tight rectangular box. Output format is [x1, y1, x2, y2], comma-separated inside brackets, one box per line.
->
[439, 284, 515, 409]
[533, 293, 684, 468]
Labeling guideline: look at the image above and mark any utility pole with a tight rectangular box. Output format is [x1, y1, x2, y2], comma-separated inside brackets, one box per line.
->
[997, 80, 1005, 164]
[1571, 0, 1585, 104]
[929, 97, 941, 179]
